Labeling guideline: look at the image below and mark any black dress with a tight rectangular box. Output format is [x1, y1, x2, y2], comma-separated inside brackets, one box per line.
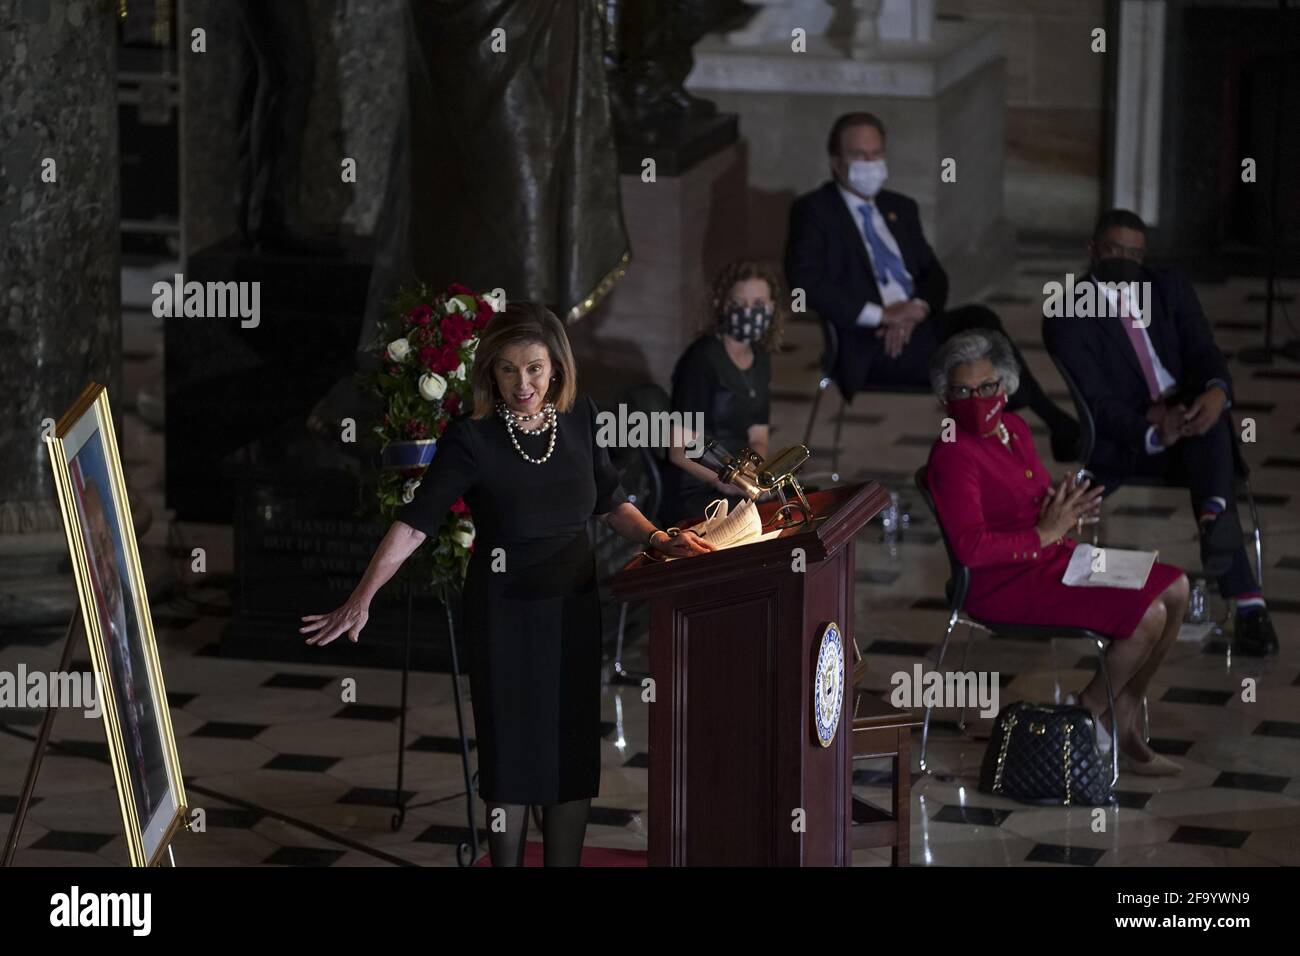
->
[394, 393, 627, 805]
[661, 334, 772, 524]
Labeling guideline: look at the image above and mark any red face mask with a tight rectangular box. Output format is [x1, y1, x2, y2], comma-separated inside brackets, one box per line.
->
[948, 393, 1006, 436]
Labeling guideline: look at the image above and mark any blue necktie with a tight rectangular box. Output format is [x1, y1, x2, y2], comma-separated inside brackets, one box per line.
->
[858, 203, 913, 298]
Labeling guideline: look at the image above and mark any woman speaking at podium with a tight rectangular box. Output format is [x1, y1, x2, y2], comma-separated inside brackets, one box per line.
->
[301, 302, 713, 865]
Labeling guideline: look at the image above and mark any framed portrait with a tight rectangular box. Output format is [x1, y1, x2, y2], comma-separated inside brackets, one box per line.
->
[45, 383, 187, 866]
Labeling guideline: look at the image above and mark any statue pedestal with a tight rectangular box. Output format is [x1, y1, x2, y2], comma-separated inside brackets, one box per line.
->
[684, 20, 1014, 304]
[221, 464, 457, 671]
[567, 139, 749, 402]
[165, 236, 373, 523]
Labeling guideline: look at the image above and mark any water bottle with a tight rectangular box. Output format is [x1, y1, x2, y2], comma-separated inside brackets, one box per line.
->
[1187, 578, 1208, 623]
[1073, 468, 1097, 537]
[881, 491, 900, 543]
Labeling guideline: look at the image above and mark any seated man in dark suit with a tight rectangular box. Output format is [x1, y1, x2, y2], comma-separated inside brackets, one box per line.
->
[784, 111, 1078, 460]
[1043, 208, 1277, 656]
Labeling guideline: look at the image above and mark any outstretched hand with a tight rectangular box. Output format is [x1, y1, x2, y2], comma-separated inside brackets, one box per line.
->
[301, 598, 370, 647]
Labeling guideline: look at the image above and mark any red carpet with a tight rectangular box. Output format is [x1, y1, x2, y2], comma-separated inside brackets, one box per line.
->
[471, 842, 648, 867]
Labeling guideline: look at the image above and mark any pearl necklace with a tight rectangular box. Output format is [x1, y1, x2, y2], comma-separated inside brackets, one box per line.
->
[497, 401, 558, 464]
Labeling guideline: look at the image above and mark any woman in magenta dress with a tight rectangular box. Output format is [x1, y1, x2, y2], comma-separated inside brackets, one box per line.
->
[925, 330, 1188, 775]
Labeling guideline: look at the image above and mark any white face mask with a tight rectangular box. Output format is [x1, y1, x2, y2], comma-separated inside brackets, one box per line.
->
[847, 158, 888, 198]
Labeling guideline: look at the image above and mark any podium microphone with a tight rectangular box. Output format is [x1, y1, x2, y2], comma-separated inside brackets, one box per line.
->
[697, 439, 816, 525]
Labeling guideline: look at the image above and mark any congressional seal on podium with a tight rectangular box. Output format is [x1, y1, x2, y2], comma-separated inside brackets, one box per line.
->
[813, 622, 846, 747]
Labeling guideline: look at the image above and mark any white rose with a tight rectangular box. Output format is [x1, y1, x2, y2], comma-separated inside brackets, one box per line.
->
[418, 372, 448, 401]
[386, 337, 411, 362]
[453, 522, 475, 549]
[446, 296, 471, 315]
[452, 362, 467, 381]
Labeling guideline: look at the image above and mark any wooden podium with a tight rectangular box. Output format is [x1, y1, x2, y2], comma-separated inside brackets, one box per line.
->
[613, 481, 888, 866]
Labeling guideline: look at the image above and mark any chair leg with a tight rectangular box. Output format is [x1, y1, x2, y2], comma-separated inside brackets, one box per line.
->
[830, 396, 848, 482]
[891, 728, 911, 866]
[955, 622, 977, 733]
[1095, 639, 1120, 787]
[832, 398, 852, 481]
[613, 601, 631, 679]
[804, 378, 828, 447]
[1242, 476, 1263, 589]
[920, 610, 959, 773]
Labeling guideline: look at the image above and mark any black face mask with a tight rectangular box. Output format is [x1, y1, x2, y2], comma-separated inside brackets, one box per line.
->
[720, 302, 771, 344]
[1092, 256, 1144, 284]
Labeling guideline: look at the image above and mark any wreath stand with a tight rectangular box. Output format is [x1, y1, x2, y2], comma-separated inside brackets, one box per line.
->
[388, 570, 482, 867]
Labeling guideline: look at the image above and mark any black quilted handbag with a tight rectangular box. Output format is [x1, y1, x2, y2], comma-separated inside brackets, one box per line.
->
[978, 701, 1113, 806]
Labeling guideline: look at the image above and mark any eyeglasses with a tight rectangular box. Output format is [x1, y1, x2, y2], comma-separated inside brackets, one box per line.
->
[1097, 239, 1145, 262]
[947, 379, 1001, 400]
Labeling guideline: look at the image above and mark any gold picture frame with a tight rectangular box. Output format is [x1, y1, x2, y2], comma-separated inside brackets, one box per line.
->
[45, 383, 187, 866]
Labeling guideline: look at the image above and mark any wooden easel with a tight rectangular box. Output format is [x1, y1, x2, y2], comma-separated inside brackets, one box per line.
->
[1, 608, 178, 867]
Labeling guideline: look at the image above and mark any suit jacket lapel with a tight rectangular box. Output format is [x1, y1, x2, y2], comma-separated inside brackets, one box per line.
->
[1144, 278, 1180, 378]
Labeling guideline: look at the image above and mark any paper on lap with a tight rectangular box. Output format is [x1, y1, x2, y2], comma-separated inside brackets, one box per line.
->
[1062, 543, 1158, 590]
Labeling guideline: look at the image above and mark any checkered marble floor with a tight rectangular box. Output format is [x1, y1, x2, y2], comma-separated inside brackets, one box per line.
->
[2, 248, 1297, 866]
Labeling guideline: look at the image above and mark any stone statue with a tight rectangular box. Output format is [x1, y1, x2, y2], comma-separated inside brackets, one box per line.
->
[232, 0, 337, 254]
[603, 0, 750, 127]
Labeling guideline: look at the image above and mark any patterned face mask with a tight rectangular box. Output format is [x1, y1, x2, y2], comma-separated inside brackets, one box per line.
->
[720, 301, 771, 344]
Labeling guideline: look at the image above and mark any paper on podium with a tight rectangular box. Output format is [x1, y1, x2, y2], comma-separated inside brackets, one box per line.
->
[658, 499, 785, 560]
[1063, 543, 1157, 590]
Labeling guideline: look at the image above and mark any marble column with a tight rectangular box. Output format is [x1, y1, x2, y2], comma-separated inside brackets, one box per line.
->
[0, 0, 121, 540]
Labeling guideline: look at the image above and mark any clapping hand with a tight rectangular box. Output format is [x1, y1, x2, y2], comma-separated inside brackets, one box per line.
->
[1036, 473, 1105, 545]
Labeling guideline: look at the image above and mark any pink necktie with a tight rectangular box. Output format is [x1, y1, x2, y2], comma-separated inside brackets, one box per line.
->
[1119, 294, 1162, 401]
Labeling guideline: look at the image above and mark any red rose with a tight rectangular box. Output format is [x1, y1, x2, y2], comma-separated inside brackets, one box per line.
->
[474, 300, 494, 329]
[408, 304, 434, 327]
[447, 283, 472, 296]
[404, 419, 429, 440]
[450, 497, 468, 515]
[443, 392, 462, 416]
[439, 313, 474, 348]
[431, 345, 461, 374]
[418, 346, 438, 370]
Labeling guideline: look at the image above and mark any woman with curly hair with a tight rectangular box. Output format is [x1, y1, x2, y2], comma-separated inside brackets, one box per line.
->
[662, 259, 789, 524]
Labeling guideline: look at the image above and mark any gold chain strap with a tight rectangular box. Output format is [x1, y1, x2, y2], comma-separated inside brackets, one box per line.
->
[1062, 722, 1074, 806]
[991, 712, 1018, 793]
